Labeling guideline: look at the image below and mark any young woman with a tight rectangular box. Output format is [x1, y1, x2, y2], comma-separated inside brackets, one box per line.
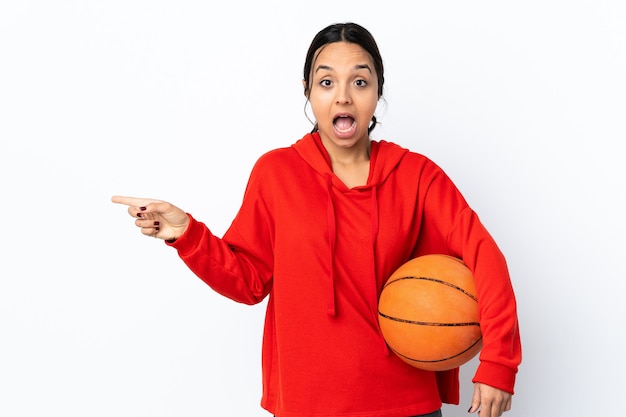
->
[113, 22, 521, 417]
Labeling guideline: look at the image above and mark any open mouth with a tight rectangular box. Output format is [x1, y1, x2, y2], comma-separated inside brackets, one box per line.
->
[333, 115, 356, 135]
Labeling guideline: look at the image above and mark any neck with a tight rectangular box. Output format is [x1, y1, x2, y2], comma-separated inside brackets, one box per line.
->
[320, 136, 371, 166]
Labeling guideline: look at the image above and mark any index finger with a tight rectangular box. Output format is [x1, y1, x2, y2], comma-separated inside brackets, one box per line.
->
[111, 195, 160, 207]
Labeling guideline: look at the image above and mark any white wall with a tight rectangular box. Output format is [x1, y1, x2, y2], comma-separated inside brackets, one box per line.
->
[1, 1, 624, 416]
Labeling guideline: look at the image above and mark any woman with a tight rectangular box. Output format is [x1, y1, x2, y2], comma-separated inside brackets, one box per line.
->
[112, 22, 521, 417]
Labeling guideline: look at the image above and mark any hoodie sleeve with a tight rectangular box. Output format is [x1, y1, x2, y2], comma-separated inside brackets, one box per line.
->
[417, 164, 521, 395]
[166, 157, 275, 305]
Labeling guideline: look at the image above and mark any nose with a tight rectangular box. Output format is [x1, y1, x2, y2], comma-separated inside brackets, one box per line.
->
[336, 83, 352, 104]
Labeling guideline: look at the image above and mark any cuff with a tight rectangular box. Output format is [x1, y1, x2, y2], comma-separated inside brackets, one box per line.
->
[164, 213, 204, 256]
[472, 361, 517, 395]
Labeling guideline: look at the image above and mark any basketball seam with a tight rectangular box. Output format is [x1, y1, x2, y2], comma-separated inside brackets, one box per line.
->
[383, 276, 478, 302]
[388, 336, 483, 364]
[377, 311, 479, 327]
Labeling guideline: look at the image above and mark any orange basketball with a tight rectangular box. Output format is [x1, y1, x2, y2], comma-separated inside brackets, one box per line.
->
[378, 254, 482, 371]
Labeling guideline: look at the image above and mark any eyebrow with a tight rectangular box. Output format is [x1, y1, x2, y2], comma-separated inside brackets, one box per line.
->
[314, 64, 373, 73]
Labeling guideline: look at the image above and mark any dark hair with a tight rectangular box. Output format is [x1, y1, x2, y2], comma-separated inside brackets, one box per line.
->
[303, 22, 385, 134]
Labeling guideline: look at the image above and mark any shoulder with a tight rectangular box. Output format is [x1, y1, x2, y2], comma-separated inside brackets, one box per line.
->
[252, 145, 299, 170]
[246, 144, 307, 189]
[376, 139, 443, 173]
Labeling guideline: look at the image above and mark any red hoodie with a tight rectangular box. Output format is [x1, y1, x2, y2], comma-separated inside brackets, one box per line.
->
[168, 132, 521, 417]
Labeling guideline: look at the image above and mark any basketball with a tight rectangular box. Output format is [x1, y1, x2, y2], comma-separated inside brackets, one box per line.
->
[378, 254, 482, 371]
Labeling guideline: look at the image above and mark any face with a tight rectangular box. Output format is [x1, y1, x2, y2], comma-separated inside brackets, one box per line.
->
[305, 41, 379, 153]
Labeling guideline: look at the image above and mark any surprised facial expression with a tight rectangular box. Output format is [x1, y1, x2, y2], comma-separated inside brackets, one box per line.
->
[306, 41, 379, 151]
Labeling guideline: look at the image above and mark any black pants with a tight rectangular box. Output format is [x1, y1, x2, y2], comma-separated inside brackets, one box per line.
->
[413, 410, 442, 417]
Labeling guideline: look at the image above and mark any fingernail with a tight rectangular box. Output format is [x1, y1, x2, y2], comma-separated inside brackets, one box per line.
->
[137, 213, 142, 217]
[139, 206, 147, 211]
[154, 221, 159, 226]
[467, 407, 472, 413]
[155, 227, 160, 231]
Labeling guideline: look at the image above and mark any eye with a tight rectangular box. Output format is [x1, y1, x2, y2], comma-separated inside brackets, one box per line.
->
[355, 79, 368, 87]
[320, 79, 332, 87]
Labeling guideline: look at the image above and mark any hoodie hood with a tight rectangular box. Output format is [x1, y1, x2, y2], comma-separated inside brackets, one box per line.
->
[292, 132, 409, 318]
[293, 132, 409, 191]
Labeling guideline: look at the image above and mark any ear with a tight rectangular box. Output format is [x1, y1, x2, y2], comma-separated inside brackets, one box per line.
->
[302, 79, 309, 97]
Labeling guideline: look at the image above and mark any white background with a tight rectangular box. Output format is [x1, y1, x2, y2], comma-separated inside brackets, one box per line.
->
[1, 1, 624, 416]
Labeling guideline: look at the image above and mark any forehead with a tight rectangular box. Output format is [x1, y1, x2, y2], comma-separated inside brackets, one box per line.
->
[313, 41, 374, 70]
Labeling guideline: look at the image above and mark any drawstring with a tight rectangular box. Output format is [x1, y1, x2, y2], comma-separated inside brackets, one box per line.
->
[370, 186, 390, 355]
[370, 185, 379, 257]
[326, 174, 337, 316]
[323, 178, 388, 358]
